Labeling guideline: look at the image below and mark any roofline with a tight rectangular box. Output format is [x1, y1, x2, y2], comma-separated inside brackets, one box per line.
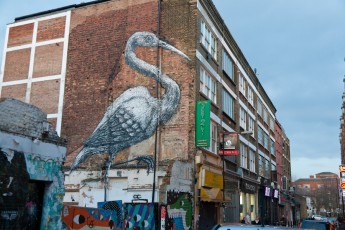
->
[15, 0, 112, 21]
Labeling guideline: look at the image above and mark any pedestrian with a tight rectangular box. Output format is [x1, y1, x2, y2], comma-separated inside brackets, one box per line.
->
[245, 213, 251, 225]
[251, 216, 261, 225]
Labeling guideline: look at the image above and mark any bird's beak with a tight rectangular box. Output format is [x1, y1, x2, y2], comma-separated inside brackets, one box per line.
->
[158, 40, 191, 61]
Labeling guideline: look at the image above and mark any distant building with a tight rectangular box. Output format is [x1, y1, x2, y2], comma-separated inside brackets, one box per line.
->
[293, 172, 339, 217]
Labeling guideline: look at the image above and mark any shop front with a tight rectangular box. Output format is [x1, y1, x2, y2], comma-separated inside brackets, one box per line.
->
[198, 167, 223, 230]
[223, 172, 240, 223]
[240, 179, 257, 222]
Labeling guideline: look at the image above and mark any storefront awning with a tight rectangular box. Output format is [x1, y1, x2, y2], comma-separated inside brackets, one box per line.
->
[200, 187, 223, 202]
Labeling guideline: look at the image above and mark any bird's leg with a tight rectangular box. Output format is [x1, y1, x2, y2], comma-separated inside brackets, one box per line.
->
[103, 158, 112, 202]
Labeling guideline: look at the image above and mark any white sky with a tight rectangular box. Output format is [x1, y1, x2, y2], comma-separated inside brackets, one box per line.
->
[1, 0, 344, 180]
[213, 0, 345, 180]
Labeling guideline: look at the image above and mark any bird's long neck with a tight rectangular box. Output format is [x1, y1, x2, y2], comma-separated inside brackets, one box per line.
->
[125, 45, 180, 124]
[125, 46, 158, 80]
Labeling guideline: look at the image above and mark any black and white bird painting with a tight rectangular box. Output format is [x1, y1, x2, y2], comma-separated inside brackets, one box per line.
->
[70, 31, 190, 171]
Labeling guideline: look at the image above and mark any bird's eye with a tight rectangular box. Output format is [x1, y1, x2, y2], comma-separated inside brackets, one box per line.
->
[145, 36, 153, 43]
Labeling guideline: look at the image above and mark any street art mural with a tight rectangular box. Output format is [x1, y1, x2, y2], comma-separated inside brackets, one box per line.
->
[70, 31, 191, 172]
[61, 205, 117, 230]
[123, 203, 156, 229]
[0, 148, 42, 229]
[165, 191, 193, 230]
[98, 200, 123, 229]
[0, 148, 65, 229]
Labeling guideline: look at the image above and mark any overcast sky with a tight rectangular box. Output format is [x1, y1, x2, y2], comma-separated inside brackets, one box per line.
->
[1, 0, 344, 180]
[213, 0, 345, 180]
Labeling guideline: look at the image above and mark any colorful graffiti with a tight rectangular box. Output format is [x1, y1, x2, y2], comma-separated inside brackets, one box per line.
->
[98, 200, 123, 228]
[25, 153, 65, 229]
[70, 31, 190, 171]
[61, 205, 118, 230]
[166, 191, 193, 230]
[0, 148, 44, 229]
[123, 203, 156, 229]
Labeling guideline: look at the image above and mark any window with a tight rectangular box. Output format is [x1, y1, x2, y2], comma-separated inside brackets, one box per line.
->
[205, 121, 218, 154]
[264, 159, 270, 178]
[240, 107, 247, 129]
[240, 143, 248, 169]
[200, 20, 217, 60]
[248, 116, 255, 137]
[269, 115, 275, 131]
[239, 73, 246, 96]
[200, 67, 217, 103]
[222, 50, 234, 80]
[259, 155, 264, 177]
[263, 132, 269, 150]
[282, 176, 287, 190]
[258, 127, 263, 145]
[249, 148, 255, 172]
[263, 108, 268, 124]
[248, 86, 254, 105]
[257, 98, 263, 117]
[222, 89, 234, 119]
[270, 139, 275, 155]
[271, 164, 276, 171]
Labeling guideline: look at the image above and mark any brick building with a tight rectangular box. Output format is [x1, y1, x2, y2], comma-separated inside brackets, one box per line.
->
[0, 0, 292, 229]
[293, 172, 339, 217]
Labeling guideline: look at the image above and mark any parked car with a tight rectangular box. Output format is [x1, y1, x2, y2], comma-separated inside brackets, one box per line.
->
[217, 224, 298, 230]
[300, 219, 335, 230]
[312, 215, 327, 221]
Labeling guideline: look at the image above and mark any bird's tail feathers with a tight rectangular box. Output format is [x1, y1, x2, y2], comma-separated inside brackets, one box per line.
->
[70, 147, 95, 173]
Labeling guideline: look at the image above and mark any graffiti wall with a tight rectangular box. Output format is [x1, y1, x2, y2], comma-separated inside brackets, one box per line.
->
[123, 203, 156, 229]
[61, 205, 118, 230]
[98, 201, 123, 229]
[0, 144, 65, 229]
[165, 191, 193, 230]
[0, 148, 43, 229]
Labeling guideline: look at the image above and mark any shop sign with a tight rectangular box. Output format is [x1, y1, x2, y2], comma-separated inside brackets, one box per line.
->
[219, 133, 238, 156]
[241, 181, 256, 193]
[273, 189, 279, 198]
[195, 100, 210, 148]
[341, 178, 345, 189]
[264, 186, 271, 197]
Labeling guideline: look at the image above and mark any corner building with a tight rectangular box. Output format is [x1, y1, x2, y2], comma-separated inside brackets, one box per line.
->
[0, 0, 291, 229]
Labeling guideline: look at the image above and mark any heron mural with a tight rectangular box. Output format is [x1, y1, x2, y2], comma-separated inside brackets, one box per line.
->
[70, 31, 190, 173]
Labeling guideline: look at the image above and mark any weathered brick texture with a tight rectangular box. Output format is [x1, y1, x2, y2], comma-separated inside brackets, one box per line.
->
[37, 16, 66, 42]
[3, 48, 31, 82]
[1, 84, 27, 102]
[33, 42, 64, 77]
[31, 79, 60, 114]
[7, 23, 34, 48]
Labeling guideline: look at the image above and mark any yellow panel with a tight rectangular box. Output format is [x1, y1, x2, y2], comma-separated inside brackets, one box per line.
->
[202, 169, 223, 189]
[200, 187, 223, 202]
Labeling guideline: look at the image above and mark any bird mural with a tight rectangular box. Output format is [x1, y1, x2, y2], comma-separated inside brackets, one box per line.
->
[70, 31, 190, 172]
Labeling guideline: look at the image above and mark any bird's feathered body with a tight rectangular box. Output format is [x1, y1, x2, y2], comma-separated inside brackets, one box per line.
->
[70, 32, 190, 171]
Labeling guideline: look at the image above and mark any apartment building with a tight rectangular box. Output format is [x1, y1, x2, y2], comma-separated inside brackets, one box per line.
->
[0, 0, 291, 229]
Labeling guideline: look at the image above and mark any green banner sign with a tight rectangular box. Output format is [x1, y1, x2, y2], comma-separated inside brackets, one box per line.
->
[196, 100, 210, 147]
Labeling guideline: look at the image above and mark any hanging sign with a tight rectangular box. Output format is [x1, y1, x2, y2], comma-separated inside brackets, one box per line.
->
[195, 100, 210, 148]
[219, 132, 238, 155]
